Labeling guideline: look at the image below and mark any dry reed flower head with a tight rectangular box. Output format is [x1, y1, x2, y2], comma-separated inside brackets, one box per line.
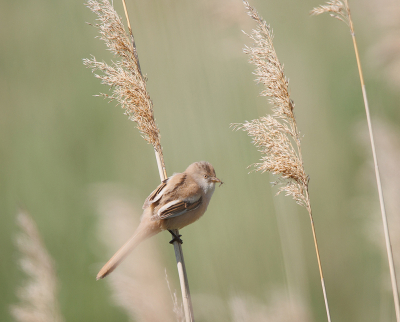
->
[83, 0, 162, 153]
[310, 0, 350, 25]
[232, 1, 310, 210]
[11, 210, 64, 322]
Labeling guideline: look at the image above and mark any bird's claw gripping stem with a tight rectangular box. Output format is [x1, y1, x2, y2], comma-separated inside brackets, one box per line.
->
[168, 230, 183, 244]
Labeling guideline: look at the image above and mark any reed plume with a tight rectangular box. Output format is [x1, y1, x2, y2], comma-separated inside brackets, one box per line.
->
[310, 1, 350, 24]
[11, 210, 64, 322]
[232, 1, 331, 321]
[83, 0, 163, 158]
[311, 2, 400, 320]
[232, 3, 309, 210]
[84, 1, 193, 320]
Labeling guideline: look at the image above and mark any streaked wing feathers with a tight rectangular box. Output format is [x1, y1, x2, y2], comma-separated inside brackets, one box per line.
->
[156, 197, 202, 220]
[142, 179, 168, 209]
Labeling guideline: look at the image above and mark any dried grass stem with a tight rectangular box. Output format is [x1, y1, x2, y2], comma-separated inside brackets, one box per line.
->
[311, 1, 400, 320]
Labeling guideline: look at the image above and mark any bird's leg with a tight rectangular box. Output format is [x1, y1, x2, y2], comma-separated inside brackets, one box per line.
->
[168, 230, 183, 244]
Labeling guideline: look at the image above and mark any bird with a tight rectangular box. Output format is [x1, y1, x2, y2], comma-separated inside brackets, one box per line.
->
[97, 161, 222, 280]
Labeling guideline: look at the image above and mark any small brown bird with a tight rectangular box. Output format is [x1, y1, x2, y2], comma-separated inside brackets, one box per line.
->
[97, 161, 222, 280]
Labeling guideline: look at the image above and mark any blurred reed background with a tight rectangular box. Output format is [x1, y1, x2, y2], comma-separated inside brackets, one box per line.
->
[1, 0, 400, 321]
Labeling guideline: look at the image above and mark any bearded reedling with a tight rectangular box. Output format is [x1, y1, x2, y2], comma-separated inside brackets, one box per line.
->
[97, 161, 222, 280]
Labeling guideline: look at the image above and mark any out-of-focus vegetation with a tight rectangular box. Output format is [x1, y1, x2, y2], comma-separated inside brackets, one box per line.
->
[1, 0, 400, 321]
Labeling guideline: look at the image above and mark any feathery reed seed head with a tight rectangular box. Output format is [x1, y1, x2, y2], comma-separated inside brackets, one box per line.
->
[232, 1, 309, 209]
[83, 0, 162, 153]
[235, 4, 332, 320]
[310, 0, 350, 25]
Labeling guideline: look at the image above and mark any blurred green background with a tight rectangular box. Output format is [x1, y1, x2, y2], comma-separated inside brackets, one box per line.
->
[1, 0, 400, 321]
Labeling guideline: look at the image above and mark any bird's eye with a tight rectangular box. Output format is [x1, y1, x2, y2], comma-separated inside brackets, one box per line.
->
[204, 174, 208, 179]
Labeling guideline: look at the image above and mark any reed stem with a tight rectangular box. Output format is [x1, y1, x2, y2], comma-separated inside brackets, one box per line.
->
[344, 2, 400, 320]
[154, 150, 194, 322]
[304, 182, 331, 322]
[308, 210, 332, 322]
[121, 2, 194, 320]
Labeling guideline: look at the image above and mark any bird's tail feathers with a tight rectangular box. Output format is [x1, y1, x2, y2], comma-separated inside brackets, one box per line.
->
[96, 221, 160, 280]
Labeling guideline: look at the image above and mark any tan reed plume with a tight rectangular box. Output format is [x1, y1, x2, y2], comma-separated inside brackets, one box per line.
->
[83, 0, 164, 165]
[232, 1, 332, 321]
[83, 1, 193, 320]
[11, 210, 64, 322]
[311, 2, 400, 320]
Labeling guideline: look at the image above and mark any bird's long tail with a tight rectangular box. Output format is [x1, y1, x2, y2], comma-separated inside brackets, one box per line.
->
[96, 219, 160, 280]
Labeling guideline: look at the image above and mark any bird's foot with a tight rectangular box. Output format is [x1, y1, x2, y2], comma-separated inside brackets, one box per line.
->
[168, 230, 183, 244]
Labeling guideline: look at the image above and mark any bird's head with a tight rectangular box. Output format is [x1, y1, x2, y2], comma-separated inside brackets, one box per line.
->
[186, 161, 223, 194]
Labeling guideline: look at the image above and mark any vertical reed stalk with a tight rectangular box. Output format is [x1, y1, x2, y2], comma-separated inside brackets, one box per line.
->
[311, 2, 400, 319]
[120, 2, 194, 320]
[154, 149, 194, 322]
[233, 2, 332, 320]
[307, 205, 332, 322]
[84, 1, 194, 320]
[348, 17, 400, 322]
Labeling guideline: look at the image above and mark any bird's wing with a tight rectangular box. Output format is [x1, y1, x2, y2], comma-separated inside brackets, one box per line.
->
[154, 195, 203, 220]
[142, 178, 169, 209]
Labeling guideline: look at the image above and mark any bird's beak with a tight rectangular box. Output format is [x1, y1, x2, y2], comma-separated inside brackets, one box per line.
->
[211, 177, 223, 187]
